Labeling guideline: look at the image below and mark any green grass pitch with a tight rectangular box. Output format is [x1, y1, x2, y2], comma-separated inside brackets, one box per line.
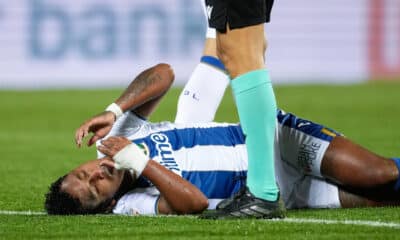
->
[0, 82, 400, 239]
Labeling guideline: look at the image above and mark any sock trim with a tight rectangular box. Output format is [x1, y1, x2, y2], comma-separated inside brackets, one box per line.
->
[231, 69, 271, 94]
[200, 56, 226, 71]
[392, 158, 400, 191]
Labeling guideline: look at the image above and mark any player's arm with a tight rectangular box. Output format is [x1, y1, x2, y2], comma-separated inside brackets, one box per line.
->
[75, 63, 174, 147]
[98, 136, 209, 215]
[114, 63, 174, 119]
[143, 161, 209, 214]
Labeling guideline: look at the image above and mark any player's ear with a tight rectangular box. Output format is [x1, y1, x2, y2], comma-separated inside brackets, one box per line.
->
[105, 199, 117, 213]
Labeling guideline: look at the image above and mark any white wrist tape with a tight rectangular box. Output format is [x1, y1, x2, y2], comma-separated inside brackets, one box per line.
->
[105, 103, 123, 120]
[113, 143, 149, 178]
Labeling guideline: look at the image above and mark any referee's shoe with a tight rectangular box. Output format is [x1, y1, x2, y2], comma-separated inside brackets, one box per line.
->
[200, 187, 286, 219]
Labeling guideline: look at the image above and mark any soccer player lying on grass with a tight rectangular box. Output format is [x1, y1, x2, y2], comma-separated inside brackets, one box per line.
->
[45, 63, 400, 217]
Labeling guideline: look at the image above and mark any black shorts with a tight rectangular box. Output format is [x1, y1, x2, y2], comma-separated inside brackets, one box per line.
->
[205, 0, 274, 33]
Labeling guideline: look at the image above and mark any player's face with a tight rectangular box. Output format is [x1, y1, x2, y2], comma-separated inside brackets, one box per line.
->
[61, 159, 125, 209]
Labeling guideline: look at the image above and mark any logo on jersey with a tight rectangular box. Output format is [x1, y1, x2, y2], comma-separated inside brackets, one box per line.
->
[297, 122, 311, 128]
[150, 133, 180, 174]
[206, 5, 213, 20]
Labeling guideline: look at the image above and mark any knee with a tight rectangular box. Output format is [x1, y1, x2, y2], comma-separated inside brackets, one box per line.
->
[216, 47, 238, 78]
[365, 162, 397, 186]
[369, 168, 387, 185]
[216, 44, 264, 78]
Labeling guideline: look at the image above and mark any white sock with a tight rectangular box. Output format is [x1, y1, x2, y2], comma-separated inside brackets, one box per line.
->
[175, 56, 229, 123]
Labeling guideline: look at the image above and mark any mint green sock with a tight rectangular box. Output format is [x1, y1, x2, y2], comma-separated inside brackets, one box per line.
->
[231, 69, 278, 201]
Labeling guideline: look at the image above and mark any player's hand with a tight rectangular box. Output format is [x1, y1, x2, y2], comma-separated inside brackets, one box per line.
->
[97, 136, 149, 178]
[75, 111, 116, 147]
[97, 136, 132, 157]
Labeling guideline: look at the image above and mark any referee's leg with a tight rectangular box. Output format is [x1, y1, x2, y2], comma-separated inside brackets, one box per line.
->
[201, 0, 284, 219]
[217, 24, 279, 202]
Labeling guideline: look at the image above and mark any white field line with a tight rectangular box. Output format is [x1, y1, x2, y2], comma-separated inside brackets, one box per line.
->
[0, 210, 46, 215]
[273, 217, 400, 229]
[1, 210, 399, 229]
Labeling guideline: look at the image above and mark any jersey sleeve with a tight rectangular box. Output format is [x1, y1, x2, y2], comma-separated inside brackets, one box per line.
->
[113, 187, 161, 215]
[97, 111, 149, 158]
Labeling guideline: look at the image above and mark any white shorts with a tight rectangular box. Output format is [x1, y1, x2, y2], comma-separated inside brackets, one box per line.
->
[275, 110, 342, 209]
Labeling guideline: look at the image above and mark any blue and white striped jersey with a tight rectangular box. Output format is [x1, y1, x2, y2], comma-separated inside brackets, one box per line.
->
[133, 122, 248, 200]
[105, 110, 342, 215]
[98, 112, 249, 213]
